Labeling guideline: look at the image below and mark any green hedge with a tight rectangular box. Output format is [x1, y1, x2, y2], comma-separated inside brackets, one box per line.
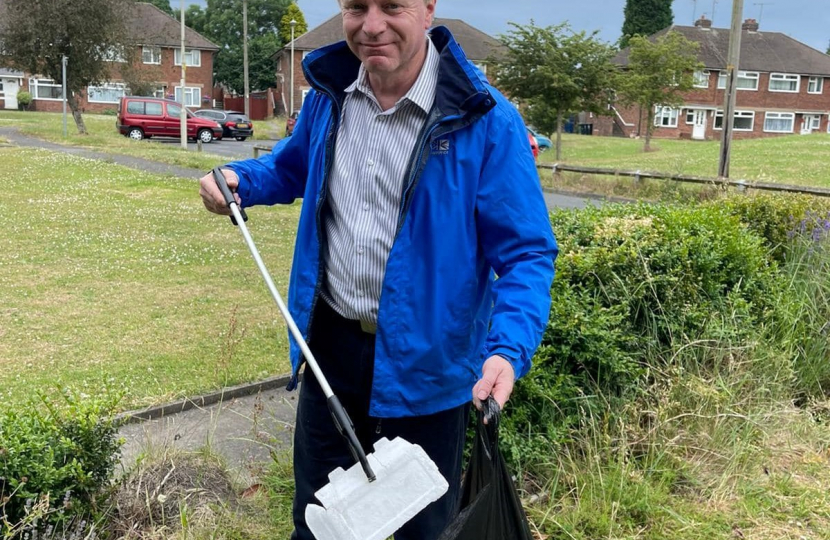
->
[503, 201, 782, 466]
[0, 390, 122, 536]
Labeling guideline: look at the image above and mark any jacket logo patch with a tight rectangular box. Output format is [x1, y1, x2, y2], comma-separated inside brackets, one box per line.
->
[430, 139, 450, 155]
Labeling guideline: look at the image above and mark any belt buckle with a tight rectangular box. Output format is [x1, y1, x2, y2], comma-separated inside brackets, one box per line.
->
[360, 320, 377, 335]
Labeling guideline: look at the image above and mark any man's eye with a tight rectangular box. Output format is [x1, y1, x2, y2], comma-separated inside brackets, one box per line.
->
[343, 3, 366, 12]
[385, 3, 401, 10]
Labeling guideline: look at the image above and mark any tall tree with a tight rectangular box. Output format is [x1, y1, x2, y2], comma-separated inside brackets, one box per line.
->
[620, 0, 674, 48]
[496, 22, 618, 160]
[142, 0, 173, 16]
[280, 2, 308, 44]
[202, 0, 293, 93]
[178, 4, 208, 35]
[0, 0, 132, 133]
[615, 31, 703, 152]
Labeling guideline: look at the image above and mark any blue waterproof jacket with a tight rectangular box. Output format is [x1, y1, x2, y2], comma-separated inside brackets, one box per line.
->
[227, 27, 557, 418]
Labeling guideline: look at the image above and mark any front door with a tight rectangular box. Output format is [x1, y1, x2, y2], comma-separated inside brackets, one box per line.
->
[801, 114, 821, 134]
[2, 78, 20, 110]
[692, 109, 707, 140]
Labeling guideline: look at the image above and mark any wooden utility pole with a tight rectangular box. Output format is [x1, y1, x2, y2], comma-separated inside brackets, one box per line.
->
[243, 0, 249, 117]
[717, 0, 745, 178]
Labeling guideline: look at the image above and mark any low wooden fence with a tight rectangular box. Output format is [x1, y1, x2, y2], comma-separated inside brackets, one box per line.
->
[247, 148, 830, 199]
[538, 163, 830, 198]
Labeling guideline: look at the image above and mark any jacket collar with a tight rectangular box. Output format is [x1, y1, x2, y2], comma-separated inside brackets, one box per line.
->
[301, 26, 494, 120]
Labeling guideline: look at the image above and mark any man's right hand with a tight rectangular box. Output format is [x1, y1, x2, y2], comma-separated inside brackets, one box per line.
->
[199, 168, 240, 216]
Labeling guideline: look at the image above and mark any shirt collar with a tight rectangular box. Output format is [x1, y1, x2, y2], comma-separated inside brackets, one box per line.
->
[346, 36, 439, 114]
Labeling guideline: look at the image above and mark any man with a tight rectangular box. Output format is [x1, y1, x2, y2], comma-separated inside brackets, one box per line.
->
[199, 0, 557, 538]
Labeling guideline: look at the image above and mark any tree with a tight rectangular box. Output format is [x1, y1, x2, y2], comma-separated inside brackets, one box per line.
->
[496, 23, 618, 160]
[0, 0, 131, 134]
[620, 0, 673, 48]
[280, 2, 308, 44]
[202, 0, 294, 93]
[178, 5, 208, 35]
[826, 39, 830, 55]
[615, 31, 703, 152]
[142, 0, 173, 16]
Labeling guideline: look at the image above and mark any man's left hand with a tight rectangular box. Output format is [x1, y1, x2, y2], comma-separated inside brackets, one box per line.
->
[472, 355, 515, 412]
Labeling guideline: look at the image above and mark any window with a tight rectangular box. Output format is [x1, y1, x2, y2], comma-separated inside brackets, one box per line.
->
[718, 70, 760, 90]
[87, 83, 126, 103]
[126, 100, 163, 115]
[808, 115, 821, 130]
[102, 46, 126, 63]
[653, 106, 679, 128]
[29, 78, 63, 100]
[685, 110, 696, 124]
[174, 49, 201, 67]
[142, 46, 161, 65]
[808, 76, 824, 94]
[473, 62, 488, 75]
[152, 86, 167, 99]
[764, 112, 795, 133]
[693, 70, 710, 88]
[769, 73, 800, 93]
[0, 80, 4, 95]
[174, 86, 201, 107]
[714, 110, 755, 131]
[167, 102, 182, 117]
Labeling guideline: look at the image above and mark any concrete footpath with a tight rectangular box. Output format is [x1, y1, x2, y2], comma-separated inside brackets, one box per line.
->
[117, 375, 301, 486]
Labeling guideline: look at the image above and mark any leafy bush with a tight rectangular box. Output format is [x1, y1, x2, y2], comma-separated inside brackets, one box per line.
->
[504, 202, 780, 468]
[16, 91, 32, 111]
[100, 108, 118, 116]
[714, 193, 830, 261]
[0, 389, 123, 536]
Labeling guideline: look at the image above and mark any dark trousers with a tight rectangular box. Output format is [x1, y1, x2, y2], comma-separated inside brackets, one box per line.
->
[291, 300, 470, 540]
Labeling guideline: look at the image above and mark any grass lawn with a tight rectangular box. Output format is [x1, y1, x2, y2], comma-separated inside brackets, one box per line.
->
[539, 132, 830, 188]
[0, 110, 285, 171]
[0, 146, 299, 410]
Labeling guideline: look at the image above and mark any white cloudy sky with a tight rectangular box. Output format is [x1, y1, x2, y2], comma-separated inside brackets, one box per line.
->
[188, 0, 830, 53]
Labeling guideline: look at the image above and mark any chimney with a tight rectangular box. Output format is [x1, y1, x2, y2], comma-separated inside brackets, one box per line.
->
[742, 18, 760, 32]
[694, 15, 712, 29]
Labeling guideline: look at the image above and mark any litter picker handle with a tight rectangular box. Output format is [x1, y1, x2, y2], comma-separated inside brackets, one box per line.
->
[328, 396, 376, 482]
[211, 167, 376, 482]
[212, 167, 248, 226]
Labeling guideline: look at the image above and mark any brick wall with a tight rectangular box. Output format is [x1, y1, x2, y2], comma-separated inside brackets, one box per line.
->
[275, 48, 310, 116]
[607, 71, 830, 140]
[28, 47, 214, 114]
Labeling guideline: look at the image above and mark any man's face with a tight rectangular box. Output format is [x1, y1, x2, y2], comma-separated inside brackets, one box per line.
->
[340, 0, 436, 77]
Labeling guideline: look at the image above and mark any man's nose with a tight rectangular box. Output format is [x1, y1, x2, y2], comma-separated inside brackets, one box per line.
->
[362, 5, 386, 36]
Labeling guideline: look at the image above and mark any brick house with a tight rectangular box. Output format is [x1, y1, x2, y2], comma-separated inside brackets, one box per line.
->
[0, 2, 218, 113]
[595, 16, 830, 140]
[271, 15, 504, 116]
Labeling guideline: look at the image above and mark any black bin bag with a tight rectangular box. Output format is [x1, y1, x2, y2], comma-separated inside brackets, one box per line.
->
[438, 398, 534, 540]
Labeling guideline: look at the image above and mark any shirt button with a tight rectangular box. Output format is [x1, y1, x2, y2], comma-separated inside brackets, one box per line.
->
[367, 159, 374, 167]
[358, 291, 365, 297]
[357, 246, 365, 254]
[363, 203, 369, 211]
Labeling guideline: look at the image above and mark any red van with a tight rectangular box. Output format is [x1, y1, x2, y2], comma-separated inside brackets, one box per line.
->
[116, 96, 223, 143]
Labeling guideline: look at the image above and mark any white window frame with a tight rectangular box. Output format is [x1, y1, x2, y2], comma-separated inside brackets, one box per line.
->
[102, 46, 127, 63]
[693, 70, 710, 88]
[653, 106, 679, 128]
[685, 110, 695, 125]
[763, 112, 795, 133]
[174, 49, 201, 67]
[808, 115, 821, 130]
[142, 46, 161, 65]
[808, 76, 824, 94]
[769, 73, 800, 93]
[718, 70, 760, 91]
[29, 77, 63, 101]
[713, 110, 755, 131]
[87, 82, 126, 104]
[0, 79, 4, 96]
[174, 86, 201, 107]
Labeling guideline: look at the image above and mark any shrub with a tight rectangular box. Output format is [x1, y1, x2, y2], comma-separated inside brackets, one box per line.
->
[0, 389, 123, 537]
[714, 193, 830, 261]
[16, 91, 32, 111]
[504, 202, 780, 469]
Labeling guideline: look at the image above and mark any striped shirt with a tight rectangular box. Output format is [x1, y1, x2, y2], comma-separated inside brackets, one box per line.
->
[321, 37, 440, 326]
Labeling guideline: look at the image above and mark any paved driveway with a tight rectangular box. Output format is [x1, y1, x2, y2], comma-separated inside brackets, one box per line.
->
[150, 136, 272, 161]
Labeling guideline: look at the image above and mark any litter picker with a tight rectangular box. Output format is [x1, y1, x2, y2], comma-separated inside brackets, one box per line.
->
[211, 168, 448, 540]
